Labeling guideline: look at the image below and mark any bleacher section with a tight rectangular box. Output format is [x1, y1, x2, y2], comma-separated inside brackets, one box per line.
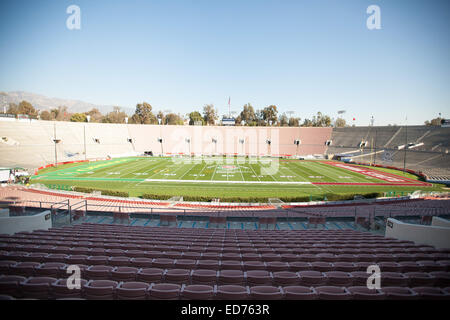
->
[0, 223, 449, 300]
[328, 126, 450, 179]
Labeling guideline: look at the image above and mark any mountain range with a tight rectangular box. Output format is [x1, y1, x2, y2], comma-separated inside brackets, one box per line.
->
[0, 91, 134, 115]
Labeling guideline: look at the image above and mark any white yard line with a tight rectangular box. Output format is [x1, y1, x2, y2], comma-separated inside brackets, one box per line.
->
[316, 162, 373, 183]
[134, 159, 174, 186]
[210, 163, 219, 181]
[248, 163, 262, 182]
[195, 161, 209, 181]
[165, 160, 201, 179]
[278, 164, 296, 182]
[178, 163, 200, 180]
[258, 159, 277, 182]
[137, 158, 170, 176]
[237, 163, 246, 181]
[115, 158, 153, 179]
[145, 160, 181, 179]
[289, 162, 334, 192]
[143, 178, 311, 185]
[285, 162, 310, 181]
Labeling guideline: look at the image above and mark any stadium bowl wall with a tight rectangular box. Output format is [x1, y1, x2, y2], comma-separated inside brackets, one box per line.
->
[0, 120, 332, 169]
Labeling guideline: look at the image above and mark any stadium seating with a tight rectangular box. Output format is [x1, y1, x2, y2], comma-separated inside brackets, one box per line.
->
[0, 222, 449, 300]
[328, 125, 450, 178]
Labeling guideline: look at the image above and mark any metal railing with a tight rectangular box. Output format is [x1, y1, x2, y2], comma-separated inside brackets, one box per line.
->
[50, 199, 70, 227]
[2, 195, 448, 230]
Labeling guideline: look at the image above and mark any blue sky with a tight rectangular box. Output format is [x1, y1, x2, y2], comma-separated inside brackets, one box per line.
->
[0, 0, 449, 125]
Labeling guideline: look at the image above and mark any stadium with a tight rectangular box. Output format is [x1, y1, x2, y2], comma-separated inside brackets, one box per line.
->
[0, 0, 449, 308]
[0, 119, 449, 301]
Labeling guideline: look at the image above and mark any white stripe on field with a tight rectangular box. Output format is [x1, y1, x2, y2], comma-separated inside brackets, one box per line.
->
[143, 178, 311, 185]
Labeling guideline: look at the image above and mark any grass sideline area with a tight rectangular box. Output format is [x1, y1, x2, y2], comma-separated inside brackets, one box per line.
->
[31, 156, 445, 202]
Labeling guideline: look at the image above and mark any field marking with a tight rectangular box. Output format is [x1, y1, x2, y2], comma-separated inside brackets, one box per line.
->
[237, 163, 245, 181]
[145, 159, 181, 179]
[256, 159, 277, 182]
[41, 158, 133, 178]
[301, 162, 342, 183]
[306, 161, 365, 184]
[178, 163, 200, 180]
[248, 163, 262, 182]
[278, 163, 301, 182]
[140, 158, 175, 175]
[318, 162, 377, 183]
[162, 160, 200, 179]
[131, 158, 175, 187]
[301, 162, 343, 190]
[114, 158, 152, 179]
[284, 162, 326, 191]
[320, 161, 392, 183]
[286, 162, 315, 181]
[194, 161, 209, 181]
[210, 162, 219, 181]
[143, 178, 312, 185]
[78, 158, 139, 178]
[323, 161, 431, 186]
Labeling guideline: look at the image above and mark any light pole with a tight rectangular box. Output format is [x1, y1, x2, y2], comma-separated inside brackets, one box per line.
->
[239, 138, 245, 156]
[403, 117, 407, 173]
[294, 139, 301, 157]
[53, 123, 61, 166]
[186, 138, 191, 156]
[373, 128, 378, 166]
[83, 125, 87, 160]
[370, 116, 374, 165]
[158, 137, 163, 156]
[266, 139, 271, 156]
[212, 138, 218, 155]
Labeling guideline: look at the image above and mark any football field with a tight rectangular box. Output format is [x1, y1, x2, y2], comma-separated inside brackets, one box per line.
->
[32, 157, 438, 201]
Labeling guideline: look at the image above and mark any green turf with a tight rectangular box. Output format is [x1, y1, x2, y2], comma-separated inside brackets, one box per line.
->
[31, 157, 445, 201]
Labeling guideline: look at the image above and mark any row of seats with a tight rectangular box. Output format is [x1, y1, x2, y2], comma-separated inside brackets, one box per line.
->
[2, 249, 449, 265]
[1, 235, 430, 246]
[2, 262, 450, 287]
[1, 231, 413, 241]
[1, 255, 449, 273]
[1, 276, 449, 300]
[8, 231, 416, 240]
[17, 224, 389, 235]
[1, 235, 443, 248]
[3, 231, 400, 241]
[5, 242, 440, 252]
[2, 237, 448, 253]
[2, 237, 415, 246]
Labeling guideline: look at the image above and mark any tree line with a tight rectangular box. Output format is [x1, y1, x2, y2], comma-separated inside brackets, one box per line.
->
[6, 100, 349, 127]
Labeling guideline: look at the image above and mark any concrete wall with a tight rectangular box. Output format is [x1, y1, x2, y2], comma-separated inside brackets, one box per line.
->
[0, 120, 333, 169]
[432, 216, 450, 228]
[0, 210, 52, 235]
[385, 218, 450, 249]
